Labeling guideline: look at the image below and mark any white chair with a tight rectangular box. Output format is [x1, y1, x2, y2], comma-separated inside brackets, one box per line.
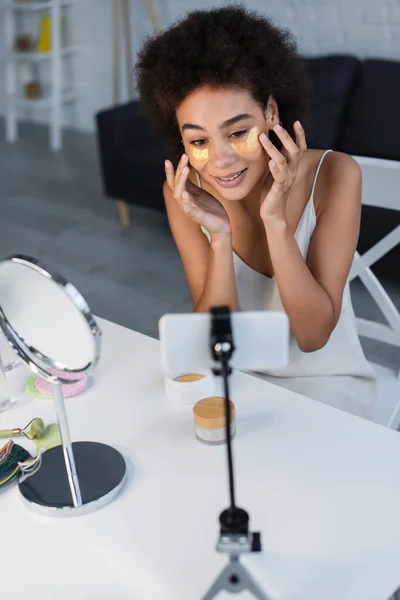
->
[351, 155, 400, 430]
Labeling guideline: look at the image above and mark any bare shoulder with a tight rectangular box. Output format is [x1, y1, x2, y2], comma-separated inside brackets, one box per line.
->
[310, 150, 362, 216]
[320, 150, 361, 177]
[301, 148, 360, 179]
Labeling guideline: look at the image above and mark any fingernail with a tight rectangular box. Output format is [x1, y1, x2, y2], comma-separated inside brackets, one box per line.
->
[270, 160, 276, 167]
[183, 167, 189, 175]
[165, 160, 169, 168]
[274, 124, 283, 132]
[295, 121, 302, 129]
[260, 133, 268, 143]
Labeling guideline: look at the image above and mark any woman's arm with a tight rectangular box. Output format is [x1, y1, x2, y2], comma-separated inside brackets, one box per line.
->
[265, 152, 361, 352]
[163, 180, 240, 312]
[193, 231, 239, 312]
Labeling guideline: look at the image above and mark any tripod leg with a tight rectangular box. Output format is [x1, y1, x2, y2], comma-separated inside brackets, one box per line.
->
[201, 557, 271, 600]
[201, 561, 235, 600]
[234, 561, 271, 600]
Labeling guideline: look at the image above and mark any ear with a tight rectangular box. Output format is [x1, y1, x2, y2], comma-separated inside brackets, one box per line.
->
[264, 94, 280, 130]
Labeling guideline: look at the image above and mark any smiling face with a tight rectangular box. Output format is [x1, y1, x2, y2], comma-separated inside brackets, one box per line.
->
[176, 86, 280, 201]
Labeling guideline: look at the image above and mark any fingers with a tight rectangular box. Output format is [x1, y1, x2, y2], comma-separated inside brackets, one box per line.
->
[274, 121, 307, 155]
[174, 163, 189, 204]
[293, 120, 307, 152]
[164, 160, 175, 190]
[164, 153, 188, 191]
[271, 121, 307, 168]
[259, 121, 307, 185]
[268, 161, 286, 186]
[174, 153, 188, 187]
[164, 154, 201, 220]
[259, 132, 288, 177]
[273, 123, 299, 156]
[259, 133, 287, 184]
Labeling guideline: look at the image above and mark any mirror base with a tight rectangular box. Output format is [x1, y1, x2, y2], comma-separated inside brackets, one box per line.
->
[18, 441, 127, 517]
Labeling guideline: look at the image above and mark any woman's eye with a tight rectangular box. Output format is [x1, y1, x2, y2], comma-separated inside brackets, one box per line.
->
[230, 130, 247, 139]
[192, 139, 208, 147]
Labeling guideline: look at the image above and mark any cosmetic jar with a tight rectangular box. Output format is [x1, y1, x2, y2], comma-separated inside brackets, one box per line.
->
[164, 371, 216, 405]
[193, 396, 236, 445]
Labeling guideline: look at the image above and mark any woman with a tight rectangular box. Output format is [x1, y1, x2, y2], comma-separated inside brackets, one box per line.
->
[135, 4, 376, 419]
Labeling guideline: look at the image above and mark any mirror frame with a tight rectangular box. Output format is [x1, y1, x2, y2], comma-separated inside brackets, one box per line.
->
[0, 255, 101, 383]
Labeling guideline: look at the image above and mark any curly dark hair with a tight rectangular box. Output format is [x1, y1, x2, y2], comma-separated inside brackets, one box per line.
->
[135, 3, 311, 163]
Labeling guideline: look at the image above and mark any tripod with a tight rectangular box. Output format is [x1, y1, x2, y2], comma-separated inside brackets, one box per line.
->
[201, 307, 270, 600]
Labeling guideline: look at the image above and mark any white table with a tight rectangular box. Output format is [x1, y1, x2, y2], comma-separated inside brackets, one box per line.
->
[1, 317, 400, 600]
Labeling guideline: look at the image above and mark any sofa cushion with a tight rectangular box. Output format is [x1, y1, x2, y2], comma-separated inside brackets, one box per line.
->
[338, 59, 400, 161]
[303, 55, 360, 150]
[96, 100, 166, 210]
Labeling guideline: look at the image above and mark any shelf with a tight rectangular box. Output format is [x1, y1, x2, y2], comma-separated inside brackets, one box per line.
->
[9, 89, 79, 108]
[1, 1, 77, 10]
[3, 0, 82, 150]
[10, 46, 83, 61]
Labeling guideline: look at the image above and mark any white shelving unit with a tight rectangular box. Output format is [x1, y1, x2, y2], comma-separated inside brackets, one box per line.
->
[2, 0, 81, 150]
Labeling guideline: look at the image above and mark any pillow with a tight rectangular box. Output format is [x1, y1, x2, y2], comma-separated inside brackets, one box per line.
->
[338, 59, 400, 161]
[302, 55, 360, 150]
[96, 100, 166, 210]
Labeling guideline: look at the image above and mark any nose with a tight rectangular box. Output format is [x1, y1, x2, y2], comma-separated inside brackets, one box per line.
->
[209, 139, 237, 170]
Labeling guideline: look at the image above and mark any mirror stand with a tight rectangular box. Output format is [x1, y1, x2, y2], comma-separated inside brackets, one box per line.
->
[19, 374, 127, 517]
[19, 377, 126, 517]
[0, 254, 127, 517]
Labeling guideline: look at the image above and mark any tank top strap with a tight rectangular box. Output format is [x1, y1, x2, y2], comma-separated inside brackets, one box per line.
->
[310, 149, 333, 199]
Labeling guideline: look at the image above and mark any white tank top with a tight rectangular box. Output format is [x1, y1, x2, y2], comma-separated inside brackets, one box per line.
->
[197, 151, 376, 380]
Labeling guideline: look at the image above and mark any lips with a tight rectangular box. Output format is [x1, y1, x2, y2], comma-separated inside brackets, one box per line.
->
[214, 168, 246, 181]
[213, 168, 248, 188]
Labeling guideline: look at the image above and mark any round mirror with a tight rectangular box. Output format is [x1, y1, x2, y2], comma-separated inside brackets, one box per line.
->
[0, 255, 100, 380]
[0, 255, 126, 516]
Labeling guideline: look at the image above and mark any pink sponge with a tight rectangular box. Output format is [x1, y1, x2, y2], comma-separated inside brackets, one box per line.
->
[35, 368, 88, 398]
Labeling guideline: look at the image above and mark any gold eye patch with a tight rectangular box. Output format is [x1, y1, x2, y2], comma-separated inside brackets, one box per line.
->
[231, 126, 263, 158]
[188, 146, 210, 169]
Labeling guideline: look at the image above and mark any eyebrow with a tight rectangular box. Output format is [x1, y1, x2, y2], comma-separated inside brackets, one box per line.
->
[181, 113, 253, 133]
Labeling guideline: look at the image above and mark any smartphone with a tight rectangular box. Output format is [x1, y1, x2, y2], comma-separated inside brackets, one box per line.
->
[159, 310, 289, 376]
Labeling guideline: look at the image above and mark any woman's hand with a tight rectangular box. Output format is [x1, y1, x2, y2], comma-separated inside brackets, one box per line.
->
[165, 154, 231, 236]
[259, 121, 307, 223]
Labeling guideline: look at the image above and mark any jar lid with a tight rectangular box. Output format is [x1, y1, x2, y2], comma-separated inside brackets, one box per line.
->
[193, 396, 235, 430]
[174, 373, 205, 383]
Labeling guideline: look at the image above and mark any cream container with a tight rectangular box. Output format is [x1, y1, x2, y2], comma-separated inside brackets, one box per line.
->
[164, 371, 216, 406]
[193, 396, 236, 445]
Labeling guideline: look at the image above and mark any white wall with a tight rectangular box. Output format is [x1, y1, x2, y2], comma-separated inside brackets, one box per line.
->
[1, 0, 399, 133]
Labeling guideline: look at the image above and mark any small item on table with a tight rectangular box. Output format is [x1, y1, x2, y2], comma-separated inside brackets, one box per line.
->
[0, 440, 35, 487]
[0, 417, 45, 440]
[193, 396, 236, 445]
[164, 371, 216, 405]
[0, 417, 61, 450]
[0, 420, 62, 487]
[25, 375, 50, 399]
[35, 368, 88, 398]
[33, 423, 62, 453]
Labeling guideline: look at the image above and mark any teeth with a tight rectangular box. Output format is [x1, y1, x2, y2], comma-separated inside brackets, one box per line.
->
[220, 170, 244, 181]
